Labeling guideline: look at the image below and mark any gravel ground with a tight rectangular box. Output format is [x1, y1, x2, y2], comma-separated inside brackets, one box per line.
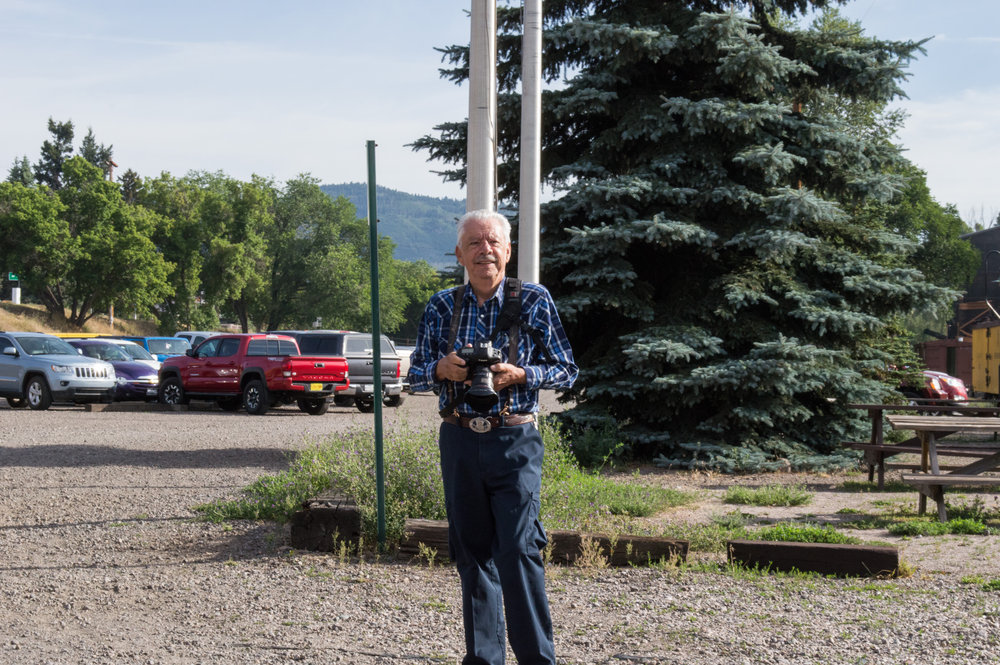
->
[2, 393, 1000, 665]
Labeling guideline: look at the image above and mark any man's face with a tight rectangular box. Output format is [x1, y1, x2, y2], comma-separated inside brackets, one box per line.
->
[456, 217, 511, 291]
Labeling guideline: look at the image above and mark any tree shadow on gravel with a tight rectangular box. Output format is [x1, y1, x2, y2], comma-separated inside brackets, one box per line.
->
[0, 444, 293, 470]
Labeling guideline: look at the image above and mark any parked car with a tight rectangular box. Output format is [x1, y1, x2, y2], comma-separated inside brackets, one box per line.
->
[66, 339, 159, 401]
[902, 370, 968, 403]
[101, 338, 161, 371]
[271, 330, 404, 412]
[157, 333, 350, 415]
[0, 331, 116, 410]
[174, 331, 223, 348]
[115, 336, 191, 362]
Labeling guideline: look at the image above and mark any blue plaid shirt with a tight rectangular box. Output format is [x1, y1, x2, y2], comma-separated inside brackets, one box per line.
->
[408, 277, 578, 417]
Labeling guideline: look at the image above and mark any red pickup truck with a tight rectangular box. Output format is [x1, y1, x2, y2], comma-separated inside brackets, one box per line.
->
[157, 334, 349, 415]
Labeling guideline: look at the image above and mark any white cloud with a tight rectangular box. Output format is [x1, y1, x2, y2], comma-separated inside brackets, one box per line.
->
[896, 87, 1000, 221]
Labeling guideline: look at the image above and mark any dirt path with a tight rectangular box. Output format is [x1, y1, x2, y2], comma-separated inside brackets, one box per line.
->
[2, 394, 999, 664]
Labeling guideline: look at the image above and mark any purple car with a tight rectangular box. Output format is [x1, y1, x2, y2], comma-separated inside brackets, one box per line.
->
[67, 339, 160, 401]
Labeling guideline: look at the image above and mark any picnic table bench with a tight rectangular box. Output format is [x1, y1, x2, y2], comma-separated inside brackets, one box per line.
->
[885, 414, 1000, 521]
[845, 403, 1000, 489]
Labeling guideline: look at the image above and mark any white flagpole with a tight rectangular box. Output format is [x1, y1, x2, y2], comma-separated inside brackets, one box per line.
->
[518, 0, 542, 283]
[467, 0, 497, 213]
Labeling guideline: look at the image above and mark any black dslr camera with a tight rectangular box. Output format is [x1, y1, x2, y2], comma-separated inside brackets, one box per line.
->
[457, 341, 503, 413]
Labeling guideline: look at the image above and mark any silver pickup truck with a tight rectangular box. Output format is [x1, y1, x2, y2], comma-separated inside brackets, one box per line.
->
[0, 332, 116, 410]
[271, 330, 404, 412]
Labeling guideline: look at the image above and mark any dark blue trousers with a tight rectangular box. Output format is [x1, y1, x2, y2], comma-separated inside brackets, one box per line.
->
[439, 421, 555, 665]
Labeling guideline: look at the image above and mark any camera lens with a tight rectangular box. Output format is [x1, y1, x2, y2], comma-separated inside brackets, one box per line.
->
[465, 367, 499, 412]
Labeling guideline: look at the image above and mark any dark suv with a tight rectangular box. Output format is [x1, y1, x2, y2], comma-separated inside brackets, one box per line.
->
[271, 330, 404, 412]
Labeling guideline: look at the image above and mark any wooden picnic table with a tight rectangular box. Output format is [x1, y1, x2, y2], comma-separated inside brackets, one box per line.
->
[845, 403, 1000, 488]
[885, 414, 1000, 521]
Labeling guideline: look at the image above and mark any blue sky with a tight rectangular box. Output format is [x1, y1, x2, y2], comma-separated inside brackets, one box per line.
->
[1, 0, 998, 223]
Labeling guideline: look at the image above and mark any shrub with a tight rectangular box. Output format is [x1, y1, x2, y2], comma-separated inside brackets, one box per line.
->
[195, 416, 697, 546]
[195, 427, 446, 545]
[565, 414, 626, 468]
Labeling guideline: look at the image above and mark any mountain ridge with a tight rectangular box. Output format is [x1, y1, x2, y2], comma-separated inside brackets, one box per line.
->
[321, 183, 463, 268]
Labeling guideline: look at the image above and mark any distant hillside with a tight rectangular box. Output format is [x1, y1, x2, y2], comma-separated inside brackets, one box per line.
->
[321, 183, 464, 268]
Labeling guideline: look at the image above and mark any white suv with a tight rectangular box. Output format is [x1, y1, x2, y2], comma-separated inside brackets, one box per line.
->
[0, 332, 116, 410]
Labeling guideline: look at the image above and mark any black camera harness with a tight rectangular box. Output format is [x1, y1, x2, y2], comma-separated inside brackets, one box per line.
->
[439, 278, 554, 418]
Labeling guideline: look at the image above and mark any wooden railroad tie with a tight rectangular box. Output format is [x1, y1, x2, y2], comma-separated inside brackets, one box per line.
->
[727, 540, 900, 578]
[399, 518, 688, 567]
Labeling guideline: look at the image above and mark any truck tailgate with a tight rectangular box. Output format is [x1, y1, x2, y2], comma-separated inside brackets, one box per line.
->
[289, 356, 348, 383]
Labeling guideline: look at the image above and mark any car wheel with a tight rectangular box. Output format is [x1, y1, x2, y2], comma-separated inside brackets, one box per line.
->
[26, 376, 52, 411]
[355, 398, 374, 413]
[159, 376, 188, 406]
[333, 395, 355, 407]
[216, 397, 241, 411]
[6, 396, 28, 409]
[297, 398, 329, 416]
[384, 393, 405, 407]
[243, 379, 269, 415]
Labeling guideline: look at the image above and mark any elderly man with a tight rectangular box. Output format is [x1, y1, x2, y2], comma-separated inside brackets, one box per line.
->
[408, 209, 578, 665]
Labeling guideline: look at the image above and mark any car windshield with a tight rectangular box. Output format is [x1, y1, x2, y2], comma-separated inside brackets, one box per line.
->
[147, 338, 191, 355]
[15, 335, 79, 356]
[117, 343, 155, 361]
[79, 343, 131, 362]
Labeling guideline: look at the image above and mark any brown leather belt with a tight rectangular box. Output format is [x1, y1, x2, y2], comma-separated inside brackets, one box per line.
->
[442, 413, 535, 431]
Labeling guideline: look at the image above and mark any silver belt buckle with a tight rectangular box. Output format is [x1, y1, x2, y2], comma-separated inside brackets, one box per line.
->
[469, 416, 492, 433]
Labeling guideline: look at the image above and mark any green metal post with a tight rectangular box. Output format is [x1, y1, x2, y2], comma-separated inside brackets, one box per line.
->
[366, 140, 386, 550]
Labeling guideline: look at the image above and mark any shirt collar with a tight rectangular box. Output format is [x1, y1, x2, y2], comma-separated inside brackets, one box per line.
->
[464, 277, 506, 308]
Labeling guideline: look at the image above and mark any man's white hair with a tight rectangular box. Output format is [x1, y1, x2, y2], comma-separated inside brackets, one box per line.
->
[456, 209, 511, 244]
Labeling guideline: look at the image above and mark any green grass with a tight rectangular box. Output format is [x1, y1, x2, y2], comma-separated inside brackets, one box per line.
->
[983, 579, 1000, 592]
[191, 417, 1000, 556]
[538, 419, 695, 531]
[840, 480, 913, 493]
[887, 518, 990, 537]
[724, 484, 812, 507]
[657, 521, 747, 553]
[656, 513, 867, 552]
[194, 416, 697, 546]
[754, 522, 861, 545]
[960, 575, 1000, 592]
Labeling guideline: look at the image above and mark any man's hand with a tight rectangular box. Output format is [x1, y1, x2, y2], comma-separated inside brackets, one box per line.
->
[490, 362, 526, 391]
[435, 351, 470, 383]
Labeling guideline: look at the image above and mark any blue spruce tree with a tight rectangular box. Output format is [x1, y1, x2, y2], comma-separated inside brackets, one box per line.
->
[414, 1, 955, 470]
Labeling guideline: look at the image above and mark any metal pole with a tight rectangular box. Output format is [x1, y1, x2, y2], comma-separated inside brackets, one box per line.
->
[366, 140, 386, 551]
[467, 0, 497, 213]
[519, 0, 542, 283]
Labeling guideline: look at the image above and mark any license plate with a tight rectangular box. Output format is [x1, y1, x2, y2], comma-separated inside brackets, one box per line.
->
[309, 383, 323, 392]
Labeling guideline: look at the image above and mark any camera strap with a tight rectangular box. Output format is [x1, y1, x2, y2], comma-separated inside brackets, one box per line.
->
[490, 277, 522, 365]
[492, 278, 554, 364]
[440, 284, 467, 417]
